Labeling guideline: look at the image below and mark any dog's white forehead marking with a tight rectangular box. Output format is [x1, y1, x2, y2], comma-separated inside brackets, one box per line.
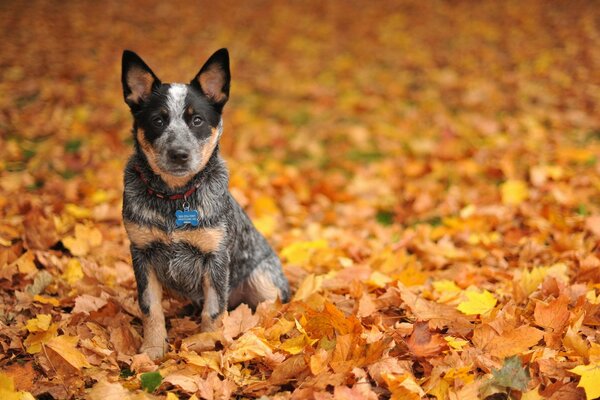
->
[166, 84, 187, 117]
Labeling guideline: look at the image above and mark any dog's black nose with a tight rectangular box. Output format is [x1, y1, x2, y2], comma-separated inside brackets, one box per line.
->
[167, 148, 190, 165]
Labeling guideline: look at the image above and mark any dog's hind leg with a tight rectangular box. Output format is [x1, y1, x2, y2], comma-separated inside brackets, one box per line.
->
[229, 256, 290, 310]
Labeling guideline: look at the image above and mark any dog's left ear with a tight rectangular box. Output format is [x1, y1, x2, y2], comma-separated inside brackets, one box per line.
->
[191, 48, 230, 110]
[122, 50, 161, 108]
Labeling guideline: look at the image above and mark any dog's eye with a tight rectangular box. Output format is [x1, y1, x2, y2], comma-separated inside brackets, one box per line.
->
[192, 116, 204, 127]
[152, 117, 164, 127]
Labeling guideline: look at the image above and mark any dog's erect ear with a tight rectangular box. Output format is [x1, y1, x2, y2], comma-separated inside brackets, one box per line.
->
[191, 48, 230, 110]
[122, 50, 161, 107]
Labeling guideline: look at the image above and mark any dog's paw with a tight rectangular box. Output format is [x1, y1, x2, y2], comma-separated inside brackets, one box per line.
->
[140, 342, 167, 360]
[200, 313, 223, 332]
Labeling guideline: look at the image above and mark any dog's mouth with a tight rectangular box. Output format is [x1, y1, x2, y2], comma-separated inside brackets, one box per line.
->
[164, 166, 192, 176]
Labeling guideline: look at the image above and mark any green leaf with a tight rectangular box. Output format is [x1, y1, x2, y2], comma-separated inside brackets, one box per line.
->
[64, 139, 82, 154]
[140, 371, 162, 393]
[376, 210, 395, 226]
[119, 368, 135, 378]
[491, 356, 530, 391]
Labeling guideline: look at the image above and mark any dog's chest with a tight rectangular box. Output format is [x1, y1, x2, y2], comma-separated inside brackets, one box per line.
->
[124, 219, 224, 253]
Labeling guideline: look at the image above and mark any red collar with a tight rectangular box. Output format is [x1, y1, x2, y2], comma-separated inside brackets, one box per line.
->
[134, 164, 200, 200]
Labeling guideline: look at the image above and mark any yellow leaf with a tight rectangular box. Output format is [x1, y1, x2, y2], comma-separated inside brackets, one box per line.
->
[253, 215, 277, 237]
[444, 336, 469, 350]
[585, 290, 600, 305]
[433, 279, 462, 303]
[225, 332, 272, 363]
[395, 264, 427, 287]
[569, 362, 600, 400]
[457, 289, 497, 315]
[62, 224, 102, 257]
[383, 373, 425, 400]
[252, 195, 279, 217]
[63, 258, 84, 284]
[166, 393, 179, 400]
[24, 324, 58, 354]
[280, 334, 309, 355]
[367, 271, 393, 288]
[181, 351, 221, 372]
[25, 314, 52, 332]
[265, 318, 296, 343]
[64, 204, 91, 219]
[293, 274, 325, 301]
[0, 372, 35, 400]
[501, 179, 529, 205]
[281, 239, 328, 265]
[519, 266, 549, 296]
[521, 386, 543, 400]
[46, 335, 91, 370]
[444, 365, 475, 384]
[33, 295, 60, 307]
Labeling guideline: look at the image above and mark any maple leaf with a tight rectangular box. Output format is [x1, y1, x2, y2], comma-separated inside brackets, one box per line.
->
[0, 372, 35, 400]
[280, 239, 328, 266]
[45, 335, 92, 370]
[62, 223, 102, 257]
[569, 362, 600, 400]
[406, 321, 448, 358]
[457, 289, 497, 315]
[222, 303, 259, 343]
[533, 295, 569, 333]
[490, 356, 530, 391]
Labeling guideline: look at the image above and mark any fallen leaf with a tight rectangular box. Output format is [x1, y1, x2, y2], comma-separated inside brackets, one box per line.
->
[46, 335, 91, 370]
[491, 356, 530, 391]
[569, 362, 600, 400]
[501, 179, 529, 205]
[140, 371, 162, 393]
[457, 289, 497, 315]
[222, 303, 259, 343]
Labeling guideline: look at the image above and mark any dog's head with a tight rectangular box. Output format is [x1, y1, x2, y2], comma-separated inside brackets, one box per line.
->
[121, 49, 230, 188]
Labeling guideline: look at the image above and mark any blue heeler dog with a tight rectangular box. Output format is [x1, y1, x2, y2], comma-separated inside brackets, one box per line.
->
[121, 49, 290, 360]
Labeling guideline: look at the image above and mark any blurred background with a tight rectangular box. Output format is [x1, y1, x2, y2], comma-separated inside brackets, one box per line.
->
[2, 1, 600, 398]
[1, 0, 600, 285]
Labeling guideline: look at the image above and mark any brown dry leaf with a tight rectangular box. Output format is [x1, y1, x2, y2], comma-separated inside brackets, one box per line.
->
[222, 303, 259, 343]
[88, 380, 131, 400]
[72, 294, 108, 314]
[405, 321, 448, 358]
[534, 295, 570, 333]
[473, 324, 544, 359]
[585, 215, 600, 238]
[46, 335, 92, 370]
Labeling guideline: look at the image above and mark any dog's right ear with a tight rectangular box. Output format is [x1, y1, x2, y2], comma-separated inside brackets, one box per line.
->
[122, 50, 161, 107]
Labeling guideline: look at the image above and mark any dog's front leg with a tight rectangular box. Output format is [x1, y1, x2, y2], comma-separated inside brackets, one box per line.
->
[132, 248, 168, 360]
[200, 253, 229, 332]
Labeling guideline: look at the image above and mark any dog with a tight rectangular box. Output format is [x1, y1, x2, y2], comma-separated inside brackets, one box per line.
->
[121, 48, 290, 360]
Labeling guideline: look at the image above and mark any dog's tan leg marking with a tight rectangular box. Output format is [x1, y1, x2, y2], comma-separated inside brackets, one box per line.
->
[140, 269, 168, 360]
[172, 227, 224, 253]
[124, 220, 168, 247]
[200, 273, 222, 332]
[229, 268, 281, 309]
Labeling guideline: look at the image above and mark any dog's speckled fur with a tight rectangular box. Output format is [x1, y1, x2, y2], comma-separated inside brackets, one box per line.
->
[121, 49, 290, 359]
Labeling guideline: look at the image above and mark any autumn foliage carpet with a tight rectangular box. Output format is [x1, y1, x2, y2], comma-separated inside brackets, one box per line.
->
[1, 1, 600, 399]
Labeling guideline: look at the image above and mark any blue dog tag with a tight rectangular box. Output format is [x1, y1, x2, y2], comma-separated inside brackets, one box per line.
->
[175, 202, 199, 227]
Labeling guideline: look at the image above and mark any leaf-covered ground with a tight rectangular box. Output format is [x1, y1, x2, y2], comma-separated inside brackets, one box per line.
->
[1, 1, 600, 399]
